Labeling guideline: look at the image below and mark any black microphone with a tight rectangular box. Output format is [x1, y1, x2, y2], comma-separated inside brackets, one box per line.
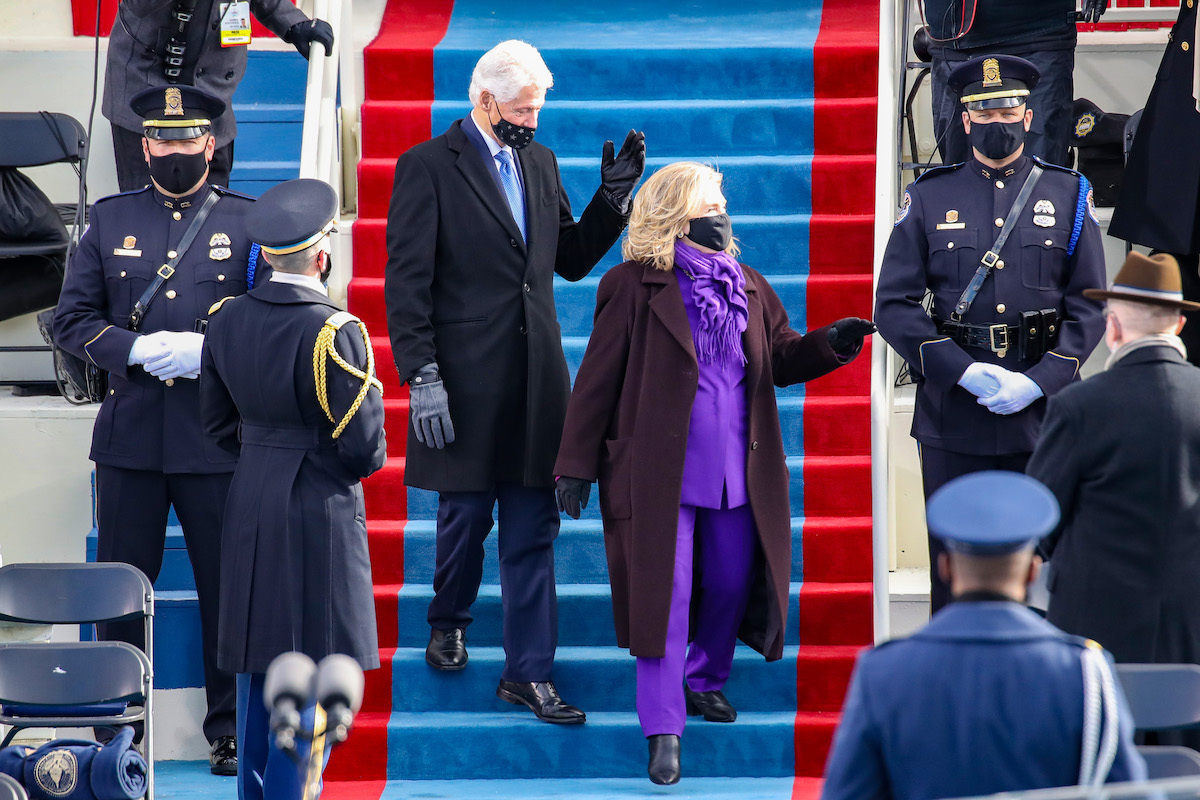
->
[264, 652, 317, 754]
[315, 654, 364, 744]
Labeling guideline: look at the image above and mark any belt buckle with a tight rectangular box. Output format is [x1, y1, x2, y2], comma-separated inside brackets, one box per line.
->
[157, 264, 175, 280]
[989, 323, 1009, 357]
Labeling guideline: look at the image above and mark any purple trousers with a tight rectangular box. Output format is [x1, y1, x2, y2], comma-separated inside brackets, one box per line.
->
[636, 502, 758, 737]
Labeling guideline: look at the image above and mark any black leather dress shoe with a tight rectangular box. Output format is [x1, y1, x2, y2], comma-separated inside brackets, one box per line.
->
[209, 735, 237, 776]
[496, 679, 586, 724]
[684, 686, 737, 722]
[647, 734, 681, 785]
[426, 627, 468, 670]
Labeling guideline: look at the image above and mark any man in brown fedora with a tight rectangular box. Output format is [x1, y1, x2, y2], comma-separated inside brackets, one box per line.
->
[1028, 251, 1200, 749]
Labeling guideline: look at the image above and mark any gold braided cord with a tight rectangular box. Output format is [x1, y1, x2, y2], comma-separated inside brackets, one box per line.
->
[314, 318, 383, 439]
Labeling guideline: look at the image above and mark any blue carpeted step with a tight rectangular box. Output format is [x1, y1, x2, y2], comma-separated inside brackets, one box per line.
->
[386, 711, 797, 779]
[86, 526, 197, 591]
[226, 51, 306, 195]
[431, 99, 813, 157]
[390, 645, 798, 713]
[375, 777, 797, 799]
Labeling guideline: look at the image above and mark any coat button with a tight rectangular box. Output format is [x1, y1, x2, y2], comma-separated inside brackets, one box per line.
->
[217, 274, 225, 281]
[1045, 239, 1053, 246]
[947, 242, 955, 249]
[165, 378, 175, 387]
[995, 180, 1004, 189]
[167, 250, 177, 259]
[996, 303, 1006, 313]
[523, 283, 531, 292]
[520, 325, 527, 335]
[751, 441, 758, 450]
[994, 218, 1004, 227]
[1185, 41, 1191, 51]
[109, 388, 115, 396]
[166, 290, 177, 299]
[511, 239, 519, 248]
[120, 270, 127, 278]
[995, 260, 1004, 270]
[173, 212, 182, 221]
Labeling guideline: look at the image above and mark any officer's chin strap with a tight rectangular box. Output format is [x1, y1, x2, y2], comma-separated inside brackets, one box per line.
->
[314, 313, 384, 439]
[1079, 641, 1120, 787]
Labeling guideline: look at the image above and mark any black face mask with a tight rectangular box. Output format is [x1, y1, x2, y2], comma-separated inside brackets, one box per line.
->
[686, 213, 733, 252]
[490, 105, 535, 150]
[148, 148, 210, 194]
[968, 119, 1027, 160]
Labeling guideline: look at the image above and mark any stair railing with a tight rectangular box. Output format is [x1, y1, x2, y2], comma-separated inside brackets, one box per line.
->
[297, 0, 357, 215]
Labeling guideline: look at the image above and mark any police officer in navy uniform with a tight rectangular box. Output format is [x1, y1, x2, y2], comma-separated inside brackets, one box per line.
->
[53, 84, 259, 776]
[820, 471, 1146, 800]
[874, 55, 1106, 613]
[201, 179, 385, 800]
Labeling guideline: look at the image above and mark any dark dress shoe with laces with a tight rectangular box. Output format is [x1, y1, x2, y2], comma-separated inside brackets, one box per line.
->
[684, 686, 737, 722]
[426, 627, 468, 670]
[496, 679, 586, 724]
[647, 734, 681, 785]
[209, 735, 237, 776]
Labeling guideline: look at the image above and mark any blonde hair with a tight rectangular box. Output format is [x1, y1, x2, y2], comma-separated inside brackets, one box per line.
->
[622, 161, 739, 271]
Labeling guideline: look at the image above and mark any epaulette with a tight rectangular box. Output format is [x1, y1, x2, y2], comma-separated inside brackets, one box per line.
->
[314, 311, 382, 438]
[212, 185, 256, 201]
[208, 296, 237, 316]
[1031, 156, 1084, 178]
[93, 186, 152, 205]
[323, 311, 361, 330]
[911, 161, 966, 185]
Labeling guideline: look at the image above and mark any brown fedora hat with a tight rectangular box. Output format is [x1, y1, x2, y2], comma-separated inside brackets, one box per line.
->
[1083, 251, 1200, 310]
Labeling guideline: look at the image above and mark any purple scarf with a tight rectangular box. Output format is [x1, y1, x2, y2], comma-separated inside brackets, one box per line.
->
[673, 240, 749, 366]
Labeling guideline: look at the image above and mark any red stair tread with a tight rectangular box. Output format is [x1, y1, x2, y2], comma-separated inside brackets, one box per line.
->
[796, 645, 865, 713]
[808, 214, 873, 275]
[803, 396, 870, 458]
[324, 711, 391, 781]
[812, 155, 875, 217]
[798, 582, 873, 646]
[793, 710, 841, 777]
[814, 98, 877, 156]
[801, 516, 872, 583]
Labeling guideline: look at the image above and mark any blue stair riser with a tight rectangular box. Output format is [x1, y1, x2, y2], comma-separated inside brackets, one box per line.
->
[86, 526, 196, 592]
[390, 645, 798, 713]
[395, 583, 808, 648]
[232, 120, 304, 162]
[431, 100, 813, 157]
[400, 516, 809, 584]
[386, 711, 796, 780]
[80, 592, 204, 691]
[232, 51, 309, 102]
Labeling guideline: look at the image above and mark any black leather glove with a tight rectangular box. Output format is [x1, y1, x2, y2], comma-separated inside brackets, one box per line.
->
[555, 476, 592, 520]
[1080, 0, 1108, 23]
[409, 363, 455, 449]
[285, 19, 335, 59]
[827, 317, 876, 356]
[600, 130, 646, 214]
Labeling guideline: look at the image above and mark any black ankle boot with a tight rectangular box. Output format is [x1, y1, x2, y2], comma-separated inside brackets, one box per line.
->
[647, 734, 681, 785]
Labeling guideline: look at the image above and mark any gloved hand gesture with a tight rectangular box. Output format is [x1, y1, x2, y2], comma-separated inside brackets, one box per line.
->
[409, 363, 455, 449]
[600, 130, 646, 214]
[978, 369, 1043, 415]
[285, 19, 335, 59]
[827, 317, 876, 356]
[555, 476, 592, 520]
[142, 331, 205, 380]
[127, 333, 170, 367]
[957, 362, 1003, 399]
[1080, 0, 1108, 23]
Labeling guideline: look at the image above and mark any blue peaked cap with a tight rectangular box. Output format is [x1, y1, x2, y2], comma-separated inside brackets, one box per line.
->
[926, 471, 1059, 555]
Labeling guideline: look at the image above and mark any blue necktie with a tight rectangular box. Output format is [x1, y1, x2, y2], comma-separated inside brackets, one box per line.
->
[495, 150, 526, 243]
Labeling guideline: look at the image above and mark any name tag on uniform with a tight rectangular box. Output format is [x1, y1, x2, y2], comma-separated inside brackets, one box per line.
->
[113, 248, 142, 256]
[935, 222, 966, 230]
[219, 1, 251, 47]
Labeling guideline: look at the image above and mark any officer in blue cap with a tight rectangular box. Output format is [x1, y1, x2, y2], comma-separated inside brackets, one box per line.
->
[821, 471, 1146, 799]
[874, 52, 1108, 613]
[53, 82, 262, 775]
[201, 178, 385, 800]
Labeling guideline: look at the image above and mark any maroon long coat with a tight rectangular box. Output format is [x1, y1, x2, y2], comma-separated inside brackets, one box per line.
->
[554, 260, 854, 659]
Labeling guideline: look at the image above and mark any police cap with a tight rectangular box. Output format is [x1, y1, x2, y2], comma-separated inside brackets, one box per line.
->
[947, 55, 1040, 111]
[246, 179, 338, 256]
[130, 85, 226, 140]
[926, 471, 1059, 555]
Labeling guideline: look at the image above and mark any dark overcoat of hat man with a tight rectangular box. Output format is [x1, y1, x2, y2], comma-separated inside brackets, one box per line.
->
[1028, 253, 1200, 751]
[383, 39, 645, 724]
[873, 53, 1107, 613]
[822, 471, 1146, 799]
[53, 84, 258, 776]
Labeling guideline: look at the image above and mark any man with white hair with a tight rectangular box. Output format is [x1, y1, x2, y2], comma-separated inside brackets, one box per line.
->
[384, 39, 645, 723]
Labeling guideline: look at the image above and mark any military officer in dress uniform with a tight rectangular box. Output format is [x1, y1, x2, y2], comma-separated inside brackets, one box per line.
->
[53, 84, 258, 775]
[820, 471, 1146, 800]
[201, 179, 385, 800]
[874, 54, 1107, 613]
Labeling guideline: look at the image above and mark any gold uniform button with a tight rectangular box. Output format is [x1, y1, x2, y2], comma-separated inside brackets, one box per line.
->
[996, 260, 1005, 270]
[109, 388, 115, 396]
[1189, 0, 1194, 8]
[166, 290, 177, 300]
[172, 211, 182, 221]
[217, 274, 225, 281]
[997, 303, 1006, 314]
[947, 242, 955, 249]
[1045, 239, 1053, 246]
[165, 378, 175, 387]
[1185, 41, 1191, 51]
[995, 180, 1004, 189]
[167, 250, 177, 259]
[119, 270, 127, 278]
[995, 218, 1004, 227]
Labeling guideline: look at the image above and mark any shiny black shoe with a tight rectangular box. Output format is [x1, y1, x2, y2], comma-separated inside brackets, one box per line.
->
[426, 627, 468, 670]
[496, 679, 586, 724]
[684, 686, 737, 722]
[209, 735, 237, 776]
[647, 734, 681, 785]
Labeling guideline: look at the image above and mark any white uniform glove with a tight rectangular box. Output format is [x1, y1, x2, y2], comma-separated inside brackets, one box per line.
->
[957, 362, 1003, 399]
[978, 369, 1044, 415]
[127, 333, 171, 366]
[142, 332, 206, 380]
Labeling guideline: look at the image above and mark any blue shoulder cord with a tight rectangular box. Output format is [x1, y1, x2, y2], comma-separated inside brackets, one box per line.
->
[1067, 175, 1089, 258]
[247, 243, 260, 289]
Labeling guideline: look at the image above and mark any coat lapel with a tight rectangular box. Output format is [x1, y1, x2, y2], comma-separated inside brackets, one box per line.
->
[742, 269, 764, 393]
[646, 266, 696, 361]
[517, 148, 538, 255]
[447, 121, 527, 250]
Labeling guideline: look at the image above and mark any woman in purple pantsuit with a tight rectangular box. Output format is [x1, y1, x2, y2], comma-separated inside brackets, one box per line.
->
[553, 162, 872, 785]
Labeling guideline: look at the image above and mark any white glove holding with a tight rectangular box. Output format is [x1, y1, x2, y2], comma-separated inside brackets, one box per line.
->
[957, 362, 1004, 399]
[142, 332, 205, 380]
[978, 370, 1044, 415]
[127, 333, 171, 366]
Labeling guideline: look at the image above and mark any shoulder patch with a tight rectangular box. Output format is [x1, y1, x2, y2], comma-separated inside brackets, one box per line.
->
[911, 162, 965, 185]
[895, 191, 912, 226]
[1086, 186, 1099, 224]
[208, 296, 237, 315]
[212, 185, 256, 201]
[324, 310, 362, 330]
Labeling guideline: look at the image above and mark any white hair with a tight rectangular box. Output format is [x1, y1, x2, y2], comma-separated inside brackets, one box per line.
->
[467, 40, 553, 106]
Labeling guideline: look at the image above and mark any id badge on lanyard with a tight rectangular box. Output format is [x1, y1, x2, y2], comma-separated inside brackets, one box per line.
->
[219, 1, 251, 47]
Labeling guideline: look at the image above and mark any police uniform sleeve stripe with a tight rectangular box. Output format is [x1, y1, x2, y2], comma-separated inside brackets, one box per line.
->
[83, 325, 116, 366]
[1044, 350, 1082, 379]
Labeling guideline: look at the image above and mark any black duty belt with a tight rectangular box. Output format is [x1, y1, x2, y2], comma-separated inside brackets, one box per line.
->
[938, 308, 1060, 360]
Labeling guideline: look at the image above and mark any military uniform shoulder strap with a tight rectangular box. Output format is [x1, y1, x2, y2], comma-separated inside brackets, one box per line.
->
[1031, 156, 1084, 178]
[313, 311, 383, 439]
[911, 161, 965, 186]
[208, 295, 237, 316]
[94, 186, 151, 206]
[211, 185, 257, 201]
